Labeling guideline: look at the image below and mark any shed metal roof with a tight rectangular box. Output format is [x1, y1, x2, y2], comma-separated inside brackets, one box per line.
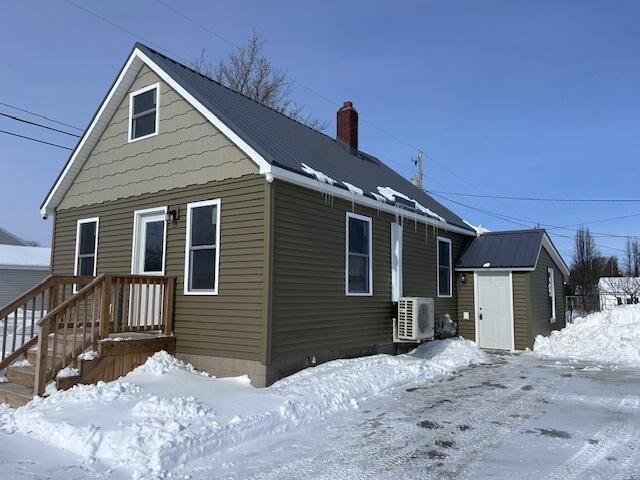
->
[456, 229, 546, 269]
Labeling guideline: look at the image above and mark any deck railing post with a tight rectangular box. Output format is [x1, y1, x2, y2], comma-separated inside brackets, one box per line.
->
[34, 319, 50, 396]
[99, 276, 112, 339]
[163, 277, 175, 336]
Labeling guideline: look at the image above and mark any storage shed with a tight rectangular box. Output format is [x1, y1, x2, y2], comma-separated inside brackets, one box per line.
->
[455, 229, 569, 350]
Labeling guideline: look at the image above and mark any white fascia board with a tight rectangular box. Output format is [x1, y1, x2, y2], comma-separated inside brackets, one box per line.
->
[41, 47, 271, 216]
[269, 165, 476, 237]
[541, 233, 570, 279]
[455, 267, 535, 272]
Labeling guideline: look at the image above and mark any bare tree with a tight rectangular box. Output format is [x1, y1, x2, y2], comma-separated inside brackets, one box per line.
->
[191, 31, 328, 131]
[570, 226, 603, 312]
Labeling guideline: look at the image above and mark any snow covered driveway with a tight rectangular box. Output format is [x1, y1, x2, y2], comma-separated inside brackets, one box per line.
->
[0, 351, 638, 478]
[179, 354, 640, 480]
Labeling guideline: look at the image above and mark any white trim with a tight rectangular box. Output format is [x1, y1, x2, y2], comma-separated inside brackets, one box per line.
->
[436, 236, 453, 298]
[474, 271, 515, 352]
[127, 82, 160, 142]
[73, 217, 99, 293]
[184, 198, 221, 296]
[345, 212, 373, 296]
[74, 217, 99, 277]
[456, 267, 534, 272]
[541, 234, 570, 279]
[509, 271, 516, 351]
[548, 267, 557, 323]
[131, 206, 167, 276]
[390, 222, 403, 302]
[268, 165, 475, 238]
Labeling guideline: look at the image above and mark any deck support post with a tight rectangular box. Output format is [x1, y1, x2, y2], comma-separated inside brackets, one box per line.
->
[99, 276, 112, 339]
[33, 320, 50, 396]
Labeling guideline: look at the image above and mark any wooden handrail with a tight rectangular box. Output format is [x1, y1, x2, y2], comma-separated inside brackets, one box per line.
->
[0, 275, 54, 320]
[36, 274, 106, 327]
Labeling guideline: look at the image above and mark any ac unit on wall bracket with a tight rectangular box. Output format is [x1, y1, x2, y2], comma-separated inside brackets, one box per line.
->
[393, 297, 435, 343]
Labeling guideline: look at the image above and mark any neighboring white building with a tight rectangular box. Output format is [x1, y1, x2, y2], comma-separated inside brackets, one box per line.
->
[598, 277, 640, 310]
[0, 231, 50, 307]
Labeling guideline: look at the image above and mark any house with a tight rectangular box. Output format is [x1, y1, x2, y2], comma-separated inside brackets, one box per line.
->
[0, 43, 570, 404]
[456, 230, 569, 350]
[598, 277, 640, 309]
[0, 228, 50, 306]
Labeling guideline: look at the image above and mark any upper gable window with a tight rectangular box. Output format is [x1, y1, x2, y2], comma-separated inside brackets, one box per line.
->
[129, 83, 159, 142]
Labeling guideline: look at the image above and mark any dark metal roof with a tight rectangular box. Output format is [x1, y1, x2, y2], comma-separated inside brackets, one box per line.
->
[137, 44, 472, 231]
[456, 229, 545, 269]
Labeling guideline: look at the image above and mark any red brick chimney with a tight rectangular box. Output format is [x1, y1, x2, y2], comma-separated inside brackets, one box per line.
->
[337, 101, 358, 150]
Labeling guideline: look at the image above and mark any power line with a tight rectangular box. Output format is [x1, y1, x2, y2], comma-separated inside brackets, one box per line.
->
[0, 112, 80, 138]
[0, 101, 83, 132]
[0, 129, 73, 150]
[61, 0, 190, 64]
[430, 191, 628, 254]
[426, 189, 640, 203]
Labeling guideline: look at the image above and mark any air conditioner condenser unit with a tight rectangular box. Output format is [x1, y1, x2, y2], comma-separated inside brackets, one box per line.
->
[394, 297, 434, 342]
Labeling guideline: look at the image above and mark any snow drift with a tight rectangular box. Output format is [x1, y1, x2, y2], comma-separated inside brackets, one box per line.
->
[533, 305, 640, 366]
[0, 338, 486, 478]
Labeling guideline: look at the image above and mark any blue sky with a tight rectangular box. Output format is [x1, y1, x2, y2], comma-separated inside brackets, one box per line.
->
[1, 1, 639, 263]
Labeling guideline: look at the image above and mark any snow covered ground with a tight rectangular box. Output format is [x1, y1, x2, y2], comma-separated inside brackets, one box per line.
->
[0, 338, 486, 479]
[533, 304, 640, 366]
[1, 352, 638, 479]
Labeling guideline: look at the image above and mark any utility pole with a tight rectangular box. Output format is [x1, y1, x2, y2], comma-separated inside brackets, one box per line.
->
[411, 151, 424, 189]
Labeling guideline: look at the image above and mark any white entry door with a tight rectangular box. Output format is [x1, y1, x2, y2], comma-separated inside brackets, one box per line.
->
[476, 272, 513, 350]
[131, 208, 167, 328]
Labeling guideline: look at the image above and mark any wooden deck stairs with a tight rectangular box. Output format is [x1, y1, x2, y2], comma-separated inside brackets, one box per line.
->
[0, 274, 175, 407]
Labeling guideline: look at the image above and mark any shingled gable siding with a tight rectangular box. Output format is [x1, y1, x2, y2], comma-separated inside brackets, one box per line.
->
[528, 247, 566, 346]
[51, 175, 268, 363]
[269, 180, 472, 377]
[59, 65, 257, 210]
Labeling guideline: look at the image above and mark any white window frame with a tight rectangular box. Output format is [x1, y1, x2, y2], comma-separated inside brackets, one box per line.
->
[131, 206, 168, 276]
[548, 267, 556, 323]
[391, 222, 403, 302]
[437, 236, 453, 298]
[74, 217, 99, 292]
[184, 199, 221, 295]
[128, 82, 160, 142]
[345, 212, 373, 296]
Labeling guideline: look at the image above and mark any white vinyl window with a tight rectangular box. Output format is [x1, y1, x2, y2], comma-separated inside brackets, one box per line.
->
[128, 83, 159, 142]
[437, 236, 452, 297]
[548, 267, 556, 323]
[184, 199, 221, 295]
[346, 212, 373, 296]
[74, 218, 99, 290]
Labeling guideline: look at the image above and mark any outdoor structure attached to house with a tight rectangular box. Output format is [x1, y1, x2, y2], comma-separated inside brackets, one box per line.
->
[0, 43, 572, 404]
[0, 228, 50, 306]
[455, 230, 569, 350]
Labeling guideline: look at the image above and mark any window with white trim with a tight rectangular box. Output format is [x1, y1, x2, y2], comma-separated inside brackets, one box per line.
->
[74, 218, 98, 277]
[548, 267, 556, 323]
[129, 84, 159, 141]
[346, 212, 373, 295]
[184, 199, 221, 294]
[437, 236, 452, 297]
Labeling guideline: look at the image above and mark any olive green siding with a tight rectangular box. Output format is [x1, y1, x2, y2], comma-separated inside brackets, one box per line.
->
[269, 181, 472, 376]
[403, 225, 468, 320]
[456, 273, 475, 341]
[529, 247, 566, 342]
[59, 65, 257, 210]
[512, 272, 532, 350]
[52, 175, 268, 363]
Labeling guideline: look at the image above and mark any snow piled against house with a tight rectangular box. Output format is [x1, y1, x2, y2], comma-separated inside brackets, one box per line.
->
[533, 305, 640, 366]
[0, 338, 486, 478]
